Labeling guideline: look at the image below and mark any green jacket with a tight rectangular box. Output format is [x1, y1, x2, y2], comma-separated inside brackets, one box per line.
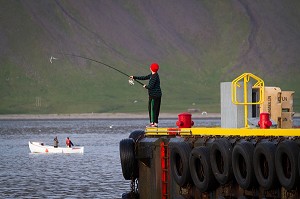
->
[134, 73, 162, 97]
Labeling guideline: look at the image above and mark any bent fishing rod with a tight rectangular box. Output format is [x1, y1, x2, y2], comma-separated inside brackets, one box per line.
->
[55, 53, 144, 86]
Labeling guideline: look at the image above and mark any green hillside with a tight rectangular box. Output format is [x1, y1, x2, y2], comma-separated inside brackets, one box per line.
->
[1, 1, 300, 114]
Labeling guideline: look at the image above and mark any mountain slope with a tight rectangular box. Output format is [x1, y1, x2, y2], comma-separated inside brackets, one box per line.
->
[0, 0, 299, 114]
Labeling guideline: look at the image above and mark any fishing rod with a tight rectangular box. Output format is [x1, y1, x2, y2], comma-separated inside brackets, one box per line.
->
[55, 53, 144, 86]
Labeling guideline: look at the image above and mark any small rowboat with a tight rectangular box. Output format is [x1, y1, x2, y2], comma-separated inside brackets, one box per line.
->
[29, 141, 84, 154]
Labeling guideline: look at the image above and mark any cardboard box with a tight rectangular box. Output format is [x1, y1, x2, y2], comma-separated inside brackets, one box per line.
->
[281, 91, 294, 112]
[260, 87, 282, 125]
[281, 112, 294, 129]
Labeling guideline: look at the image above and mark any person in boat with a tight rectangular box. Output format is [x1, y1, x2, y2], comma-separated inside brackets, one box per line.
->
[66, 137, 74, 148]
[130, 63, 162, 127]
[54, 136, 59, 148]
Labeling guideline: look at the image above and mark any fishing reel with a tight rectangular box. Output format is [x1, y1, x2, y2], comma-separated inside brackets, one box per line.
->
[128, 79, 135, 85]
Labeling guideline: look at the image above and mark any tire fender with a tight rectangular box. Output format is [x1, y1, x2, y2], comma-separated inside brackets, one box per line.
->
[232, 141, 256, 189]
[170, 142, 192, 187]
[275, 140, 299, 190]
[210, 138, 233, 185]
[129, 130, 145, 142]
[119, 138, 136, 180]
[189, 146, 216, 192]
[253, 141, 277, 190]
[299, 152, 300, 184]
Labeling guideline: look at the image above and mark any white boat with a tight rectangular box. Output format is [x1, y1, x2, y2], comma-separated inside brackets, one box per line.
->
[29, 141, 84, 154]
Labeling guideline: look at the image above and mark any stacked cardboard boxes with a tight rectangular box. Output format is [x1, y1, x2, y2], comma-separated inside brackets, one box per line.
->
[259, 87, 294, 128]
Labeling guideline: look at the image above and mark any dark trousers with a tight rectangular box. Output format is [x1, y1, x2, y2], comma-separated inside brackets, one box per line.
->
[148, 96, 161, 124]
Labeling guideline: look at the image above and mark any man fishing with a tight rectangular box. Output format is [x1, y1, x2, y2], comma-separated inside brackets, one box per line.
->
[130, 63, 162, 127]
[53, 54, 162, 126]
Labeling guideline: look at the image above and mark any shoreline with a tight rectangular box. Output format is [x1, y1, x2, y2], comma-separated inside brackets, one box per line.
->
[0, 112, 221, 120]
[0, 112, 299, 120]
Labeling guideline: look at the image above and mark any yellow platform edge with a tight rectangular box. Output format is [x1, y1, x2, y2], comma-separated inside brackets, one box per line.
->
[145, 127, 300, 137]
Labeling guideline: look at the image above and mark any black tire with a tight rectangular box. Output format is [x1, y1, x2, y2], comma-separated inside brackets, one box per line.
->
[299, 152, 300, 183]
[210, 138, 233, 185]
[253, 141, 277, 190]
[122, 192, 139, 199]
[120, 138, 136, 180]
[174, 195, 186, 199]
[189, 146, 216, 192]
[129, 130, 145, 142]
[170, 142, 192, 187]
[232, 141, 256, 189]
[275, 140, 299, 190]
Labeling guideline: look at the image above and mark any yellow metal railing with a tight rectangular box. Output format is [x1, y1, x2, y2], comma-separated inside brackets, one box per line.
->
[231, 73, 264, 128]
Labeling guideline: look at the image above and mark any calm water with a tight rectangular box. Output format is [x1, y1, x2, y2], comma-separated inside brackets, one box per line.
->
[0, 118, 217, 199]
[0, 118, 299, 198]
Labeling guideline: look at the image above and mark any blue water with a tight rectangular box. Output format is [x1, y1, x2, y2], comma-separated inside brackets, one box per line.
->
[0, 118, 299, 198]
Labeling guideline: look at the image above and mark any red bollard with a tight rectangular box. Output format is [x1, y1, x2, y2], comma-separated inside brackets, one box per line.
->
[258, 112, 272, 129]
[176, 112, 194, 128]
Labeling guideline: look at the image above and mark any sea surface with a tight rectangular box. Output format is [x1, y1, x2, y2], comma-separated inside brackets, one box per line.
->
[0, 118, 299, 198]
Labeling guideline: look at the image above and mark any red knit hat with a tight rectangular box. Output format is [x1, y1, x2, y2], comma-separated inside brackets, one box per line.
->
[150, 63, 159, 72]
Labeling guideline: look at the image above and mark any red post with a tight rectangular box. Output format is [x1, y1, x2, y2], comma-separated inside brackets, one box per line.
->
[258, 112, 272, 129]
[160, 142, 168, 199]
[176, 112, 194, 128]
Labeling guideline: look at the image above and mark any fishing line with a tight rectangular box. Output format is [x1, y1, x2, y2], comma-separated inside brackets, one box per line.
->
[57, 53, 144, 86]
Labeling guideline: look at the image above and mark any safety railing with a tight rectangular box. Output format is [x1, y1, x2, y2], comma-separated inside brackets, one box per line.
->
[231, 73, 264, 128]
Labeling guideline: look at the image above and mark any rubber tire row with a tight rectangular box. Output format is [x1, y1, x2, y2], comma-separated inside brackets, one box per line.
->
[170, 139, 232, 191]
[171, 139, 300, 191]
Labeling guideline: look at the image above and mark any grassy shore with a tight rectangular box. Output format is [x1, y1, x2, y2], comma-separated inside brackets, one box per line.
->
[0, 112, 221, 120]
